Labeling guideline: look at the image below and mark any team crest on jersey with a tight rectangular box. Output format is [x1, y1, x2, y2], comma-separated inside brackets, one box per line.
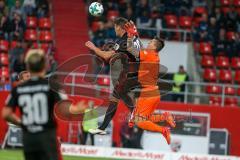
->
[113, 43, 120, 51]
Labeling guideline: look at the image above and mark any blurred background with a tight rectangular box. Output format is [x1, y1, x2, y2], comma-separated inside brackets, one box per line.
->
[0, 0, 240, 159]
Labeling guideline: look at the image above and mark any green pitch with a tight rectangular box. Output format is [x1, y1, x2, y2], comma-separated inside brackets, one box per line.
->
[0, 149, 119, 160]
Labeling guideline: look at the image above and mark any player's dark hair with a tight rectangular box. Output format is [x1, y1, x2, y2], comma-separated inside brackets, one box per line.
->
[26, 51, 46, 73]
[113, 17, 128, 28]
[153, 36, 165, 52]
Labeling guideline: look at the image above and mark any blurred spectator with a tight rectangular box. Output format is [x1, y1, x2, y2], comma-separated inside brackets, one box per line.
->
[162, 0, 179, 15]
[36, 0, 49, 17]
[7, 0, 23, 8]
[120, 121, 143, 149]
[47, 54, 58, 74]
[22, 0, 36, 16]
[10, 0, 25, 20]
[172, 65, 189, 102]
[136, 11, 152, 28]
[194, 14, 211, 42]
[93, 21, 107, 47]
[208, 16, 218, 42]
[12, 53, 26, 75]
[136, 10, 155, 37]
[213, 28, 227, 57]
[123, 5, 136, 22]
[118, 0, 127, 14]
[0, 0, 9, 19]
[226, 33, 240, 58]
[9, 40, 24, 72]
[105, 19, 116, 40]
[179, 0, 192, 16]
[105, 0, 118, 11]
[193, 0, 207, 7]
[9, 12, 26, 40]
[225, 8, 238, 31]
[0, 15, 11, 39]
[135, 0, 150, 18]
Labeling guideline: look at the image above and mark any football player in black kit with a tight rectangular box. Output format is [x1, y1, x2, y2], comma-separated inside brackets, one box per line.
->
[85, 17, 141, 134]
[2, 49, 88, 160]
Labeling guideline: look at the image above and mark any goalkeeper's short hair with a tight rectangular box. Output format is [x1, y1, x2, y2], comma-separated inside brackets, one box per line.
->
[25, 49, 46, 73]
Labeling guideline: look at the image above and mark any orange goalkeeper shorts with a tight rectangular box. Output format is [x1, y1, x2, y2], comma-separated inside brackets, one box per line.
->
[133, 86, 160, 118]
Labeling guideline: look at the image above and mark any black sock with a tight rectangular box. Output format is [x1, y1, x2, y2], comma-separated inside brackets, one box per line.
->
[99, 101, 118, 130]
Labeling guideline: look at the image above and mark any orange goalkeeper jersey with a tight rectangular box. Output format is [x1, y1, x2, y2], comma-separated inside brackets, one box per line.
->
[138, 49, 160, 86]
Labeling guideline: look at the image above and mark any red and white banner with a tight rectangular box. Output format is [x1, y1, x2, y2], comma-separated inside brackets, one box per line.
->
[61, 144, 239, 160]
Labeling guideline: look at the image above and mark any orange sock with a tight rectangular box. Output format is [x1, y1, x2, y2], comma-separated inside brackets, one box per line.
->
[149, 114, 165, 122]
[136, 121, 164, 133]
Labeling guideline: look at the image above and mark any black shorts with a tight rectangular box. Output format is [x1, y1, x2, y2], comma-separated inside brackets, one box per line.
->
[23, 129, 61, 160]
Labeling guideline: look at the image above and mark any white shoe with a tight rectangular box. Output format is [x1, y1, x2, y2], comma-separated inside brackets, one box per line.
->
[88, 128, 107, 135]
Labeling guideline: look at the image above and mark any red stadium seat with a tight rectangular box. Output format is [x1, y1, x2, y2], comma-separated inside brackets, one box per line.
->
[107, 10, 119, 20]
[0, 54, 8, 65]
[179, 16, 192, 29]
[10, 41, 17, 49]
[203, 69, 217, 82]
[224, 97, 238, 106]
[164, 15, 178, 28]
[199, 42, 212, 55]
[97, 77, 110, 86]
[25, 29, 37, 41]
[235, 7, 240, 15]
[91, 21, 101, 32]
[220, 0, 231, 6]
[206, 85, 222, 94]
[216, 56, 230, 68]
[237, 88, 240, 96]
[31, 42, 39, 49]
[221, 7, 231, 15]
[219, 69, 232, 83]
[226, 31, 236, 41]
[40, 43, 50, 52]
[26, 16, 37, 28]
[39, 17, 51, 29]
[0, 40, 9, 52]
[234, 0, 240, 6]
[224, 86, 236, 95]
[235, 70, 240, 83]
[209, 96, 222, 106]
[201, 55, 215, 68]
[39, 31, 53, 42]
[231, 57, 240, 69]
[194, 7, 207, 15]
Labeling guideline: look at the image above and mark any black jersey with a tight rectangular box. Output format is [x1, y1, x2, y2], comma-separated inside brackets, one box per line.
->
[114, 33, 141, 62]
[5, 77, 65, 133]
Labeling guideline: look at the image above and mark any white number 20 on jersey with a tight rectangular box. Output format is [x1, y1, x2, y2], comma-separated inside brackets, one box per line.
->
[19, 93, 48, 125]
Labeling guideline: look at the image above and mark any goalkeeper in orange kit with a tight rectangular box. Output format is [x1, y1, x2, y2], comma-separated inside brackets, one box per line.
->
[125, 22, 176, 144]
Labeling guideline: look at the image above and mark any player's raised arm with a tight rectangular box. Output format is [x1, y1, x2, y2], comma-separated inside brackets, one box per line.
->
[124, 21, 142, 58]
[85, 41, 115, 61]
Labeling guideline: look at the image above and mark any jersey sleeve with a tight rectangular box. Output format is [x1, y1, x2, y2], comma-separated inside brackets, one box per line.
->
[127, 36, 142, 58]
[51, 89, 68, 103]
[5, 88, 18, 109]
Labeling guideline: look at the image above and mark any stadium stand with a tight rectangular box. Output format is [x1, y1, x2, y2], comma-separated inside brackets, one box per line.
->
[0, 0, 56, 89]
